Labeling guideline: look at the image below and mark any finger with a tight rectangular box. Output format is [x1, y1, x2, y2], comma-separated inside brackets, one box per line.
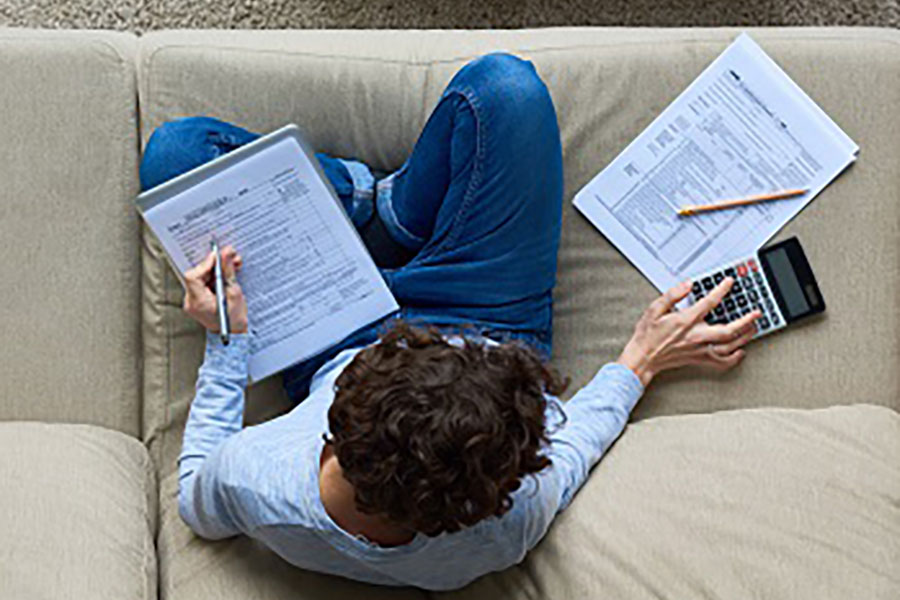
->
[685, 277, 734, 324]
[184, 250, 216, 295]
[685, 345, 745, 370]
[711, 325, 757, 356]
[705, 348, 746, 371]
[648, 280, 693, 318]
[723, 309, 762, 337]
[654, 341, 747, 373]
[694, 310, 761, 343]
[221, 245, 239, 271]
[222, 247, 237, 281]
[226, 281, 244, 303]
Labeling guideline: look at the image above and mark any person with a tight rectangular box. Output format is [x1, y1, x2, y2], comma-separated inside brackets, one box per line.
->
[140, 53, 760, 591]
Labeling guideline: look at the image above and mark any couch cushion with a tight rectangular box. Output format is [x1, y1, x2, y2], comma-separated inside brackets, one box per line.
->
[445, 404, 900, 600]
[137, 29, 900, 484]
[0, 422, 157, 600]
[155, 470, 428, 600]
[154, 403, 898, 600]
[0, 29, 142, 435]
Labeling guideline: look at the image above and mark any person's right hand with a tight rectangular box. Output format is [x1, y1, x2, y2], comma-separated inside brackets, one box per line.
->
[616, 277, 761, 387]
[182, 245, 249, 334]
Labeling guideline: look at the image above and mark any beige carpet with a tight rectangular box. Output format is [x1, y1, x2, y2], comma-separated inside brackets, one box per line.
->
[1, 0, 899, 31]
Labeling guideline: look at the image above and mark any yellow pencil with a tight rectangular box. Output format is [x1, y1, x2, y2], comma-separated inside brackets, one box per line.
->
[677, 188, 809, 216]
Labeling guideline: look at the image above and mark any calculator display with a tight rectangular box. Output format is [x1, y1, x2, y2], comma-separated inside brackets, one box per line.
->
[758, 237, 825, 324]
[764, 247, 809, 317]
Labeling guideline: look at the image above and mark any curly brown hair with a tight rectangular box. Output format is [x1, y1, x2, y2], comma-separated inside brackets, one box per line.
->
[326, 321, 568, 536]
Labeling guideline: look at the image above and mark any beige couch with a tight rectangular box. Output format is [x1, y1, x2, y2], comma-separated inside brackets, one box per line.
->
[1, 26, 898, 600]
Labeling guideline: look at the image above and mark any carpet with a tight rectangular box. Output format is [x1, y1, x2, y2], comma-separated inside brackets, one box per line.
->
[1, 0, 899, 32]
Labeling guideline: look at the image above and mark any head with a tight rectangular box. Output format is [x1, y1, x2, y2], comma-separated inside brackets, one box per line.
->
[326, 321, 568, 536]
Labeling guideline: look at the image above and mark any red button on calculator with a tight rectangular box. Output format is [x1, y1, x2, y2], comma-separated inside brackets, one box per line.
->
[748, 259, 759, 272]
[737, 264, 748, 277]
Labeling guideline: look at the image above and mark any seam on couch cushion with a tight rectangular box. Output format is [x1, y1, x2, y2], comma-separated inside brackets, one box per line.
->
[164, 259, 173, 489]
[140, 432, 159, 600]
[139, 30, 900, 76]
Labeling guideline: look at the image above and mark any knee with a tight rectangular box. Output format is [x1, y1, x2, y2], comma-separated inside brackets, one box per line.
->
[139, 116, 233, 191]
[458, 52, 539, 87]
[451, 53, 554, 120]
[140, 118, 198, 190]
[143, 116, 226, 162]
[144, 117, 208, 156]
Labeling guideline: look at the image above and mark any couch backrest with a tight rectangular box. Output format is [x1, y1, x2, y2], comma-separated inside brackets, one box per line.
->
[0, 29, 142, 436]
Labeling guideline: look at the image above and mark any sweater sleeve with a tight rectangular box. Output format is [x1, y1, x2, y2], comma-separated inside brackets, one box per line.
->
[521, 362, 644, 550]
[177, 332, 251, 540]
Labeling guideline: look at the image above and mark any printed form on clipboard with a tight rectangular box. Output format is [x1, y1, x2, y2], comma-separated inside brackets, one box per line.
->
[573, 32, 859, 292]
[136, 125, 399, 382]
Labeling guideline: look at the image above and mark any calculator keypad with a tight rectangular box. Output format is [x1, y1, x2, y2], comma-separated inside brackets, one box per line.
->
[689, 255, 785, 338]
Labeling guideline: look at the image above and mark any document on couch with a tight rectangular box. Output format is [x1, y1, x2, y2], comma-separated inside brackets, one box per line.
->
[137, 125, 398, 382]
[574, 32, 859, 292]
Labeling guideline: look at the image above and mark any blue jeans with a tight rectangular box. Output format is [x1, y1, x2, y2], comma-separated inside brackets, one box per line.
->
[139, 53, 563, 400]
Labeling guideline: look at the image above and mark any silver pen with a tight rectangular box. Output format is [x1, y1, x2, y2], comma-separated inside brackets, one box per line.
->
[211, 238, 230, 346]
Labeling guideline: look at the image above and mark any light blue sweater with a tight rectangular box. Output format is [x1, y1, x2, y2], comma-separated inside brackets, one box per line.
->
[178, 332, 644, 591]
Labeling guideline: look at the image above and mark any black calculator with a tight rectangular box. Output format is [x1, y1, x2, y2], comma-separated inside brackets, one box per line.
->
[686, 237, 825, 338]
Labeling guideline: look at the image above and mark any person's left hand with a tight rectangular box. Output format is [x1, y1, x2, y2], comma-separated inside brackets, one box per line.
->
[617, 278, 761, 387]
[182, 245, 248, 334]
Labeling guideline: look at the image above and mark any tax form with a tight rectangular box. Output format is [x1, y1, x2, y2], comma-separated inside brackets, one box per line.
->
[574, 33, 858, 292]
[138, 126, 398, 382]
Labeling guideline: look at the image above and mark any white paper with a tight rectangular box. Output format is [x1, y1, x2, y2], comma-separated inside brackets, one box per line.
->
[143, 135, 399, 381]
[574, 33, 859, 292]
